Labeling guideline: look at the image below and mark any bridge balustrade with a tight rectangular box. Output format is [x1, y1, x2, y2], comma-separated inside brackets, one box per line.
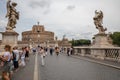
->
[73, 46, 120, 62]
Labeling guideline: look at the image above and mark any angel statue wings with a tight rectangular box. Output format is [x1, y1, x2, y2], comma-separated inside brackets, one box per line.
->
[93, 10, 107, 34]
[6, 0, 19, 31]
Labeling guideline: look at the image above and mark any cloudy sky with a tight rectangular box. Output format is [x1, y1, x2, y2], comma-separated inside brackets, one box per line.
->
[0, 0, 120, 40]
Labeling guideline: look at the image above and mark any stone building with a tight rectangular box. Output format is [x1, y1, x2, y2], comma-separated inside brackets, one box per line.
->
[0, 23, 72, 48]
[58, 38, 72, 48]
[22, 24, 54, 44]
[16, 23, 72, 48]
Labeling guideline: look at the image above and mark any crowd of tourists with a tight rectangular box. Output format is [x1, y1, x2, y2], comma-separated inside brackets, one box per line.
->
[0, 44, 73, 80]
[0, 45, 30, 80]
[32, 46, 73, 56]
[31, 46, 73, 67]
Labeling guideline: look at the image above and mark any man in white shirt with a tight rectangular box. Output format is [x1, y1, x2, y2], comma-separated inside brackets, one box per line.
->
[40, 47, 45, 66]
[13, 46, 20, 71]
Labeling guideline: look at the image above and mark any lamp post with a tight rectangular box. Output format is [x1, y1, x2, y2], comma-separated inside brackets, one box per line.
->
[47, 40, 49, 47]
[45, 40, 47, 47]
[29, 38, 32, 49]
[55, 36, 58, 47]
[27, 35, 30, 47]
[37, 30, 40, 46]
[32, 41, 34, 47]
[44, 42, 46, 47]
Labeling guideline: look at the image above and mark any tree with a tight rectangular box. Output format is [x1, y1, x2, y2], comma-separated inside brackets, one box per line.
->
[70, 39, 91, 46]
[110, 32, 120, 46]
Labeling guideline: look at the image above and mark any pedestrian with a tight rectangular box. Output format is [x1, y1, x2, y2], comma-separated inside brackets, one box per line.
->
[2, 71, 10, 80]
[55, 47, 59, 56]
[32, 47, 36, 55]
[45, 47, 48, 56]
[61, 47, 64, 53]
[37, 46, 40, 54]
[20, 47, 26, 67]
[50, 47, 53, 56]
[25, 47, 29, 61]
[67, 48, 70, 56]
[12, 46, 20, 72]
[70, 47, 73, 55]
[39, 47, 46, 66]
[0, 45, 13, 80]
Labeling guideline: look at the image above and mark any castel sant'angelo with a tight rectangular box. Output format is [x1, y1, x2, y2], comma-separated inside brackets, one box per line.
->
[17, 23, 71, 48]
[22, 23, 54, 43]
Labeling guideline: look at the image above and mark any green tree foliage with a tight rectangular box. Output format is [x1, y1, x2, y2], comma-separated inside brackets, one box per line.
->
[70, 39, 91, 46]
[110, 32, 120, 46]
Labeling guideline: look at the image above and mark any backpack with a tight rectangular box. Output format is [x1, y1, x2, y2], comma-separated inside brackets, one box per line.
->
[12, 51, 16, 61]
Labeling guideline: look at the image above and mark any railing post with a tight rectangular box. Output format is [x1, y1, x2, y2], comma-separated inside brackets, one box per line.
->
[91, 48, 105, 60]
[118, 49, 120, 62]
[81, 48, 85, 56]
[74, 48, 78, 55]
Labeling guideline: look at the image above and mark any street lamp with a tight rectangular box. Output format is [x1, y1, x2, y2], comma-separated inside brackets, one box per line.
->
[45, 40, 47, 47]
[37, 30, 40, 46]
[55, 36, 58, 47]
[47, 40, 49, 47]
[44, 42, 46, 47]
[27, 35, 30, 46]
[29, 38, 32, 49]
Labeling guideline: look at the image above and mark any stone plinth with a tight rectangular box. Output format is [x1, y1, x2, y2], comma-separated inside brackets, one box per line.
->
[91, 33, 113, 59]
[91, 48, 105, 60]
[0, 31, 19, 50]
[59, 38, 72, 48]
[92, 34, 113, 48]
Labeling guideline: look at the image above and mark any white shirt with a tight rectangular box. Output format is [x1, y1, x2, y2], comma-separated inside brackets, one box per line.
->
[4, 51, 11, 61]
[21, 51, 26, 58]
[13, 50, 20, 61]
[40, 49, 46, 57]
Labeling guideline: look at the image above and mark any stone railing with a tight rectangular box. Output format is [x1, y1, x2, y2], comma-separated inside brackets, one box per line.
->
[73, 46, 91, 56]
[73, 46, 120, 62]
[104, 48, 120, 61]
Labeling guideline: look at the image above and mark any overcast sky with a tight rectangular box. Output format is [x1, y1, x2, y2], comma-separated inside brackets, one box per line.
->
[0, 0, 120, 40]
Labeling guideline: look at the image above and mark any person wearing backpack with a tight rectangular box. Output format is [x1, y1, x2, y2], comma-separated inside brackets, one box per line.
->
[12, 46, 20, 72]
[0, 45, 12, 80]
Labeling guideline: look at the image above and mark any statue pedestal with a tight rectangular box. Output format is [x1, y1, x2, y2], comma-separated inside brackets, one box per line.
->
[91, 33, 113, 59]
[0, 31, 19, 50]
[92, 34, 113, 48]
